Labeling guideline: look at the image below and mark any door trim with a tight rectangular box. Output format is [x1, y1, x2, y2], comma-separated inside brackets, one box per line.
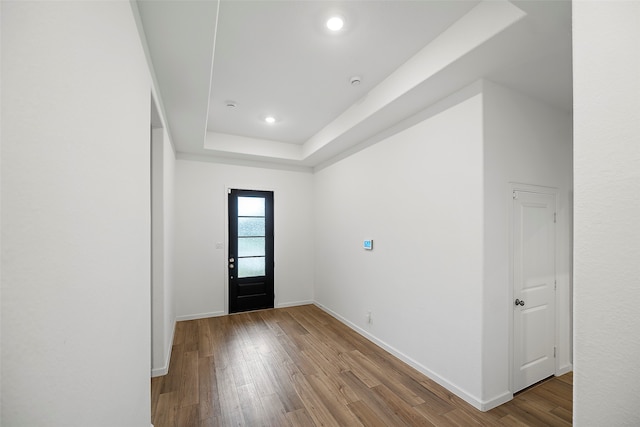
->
[508, 182, 559, 393]
[224, 185, 276, 315]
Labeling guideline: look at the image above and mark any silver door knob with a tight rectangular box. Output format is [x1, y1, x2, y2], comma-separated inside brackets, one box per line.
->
[515, 299, 525, 306]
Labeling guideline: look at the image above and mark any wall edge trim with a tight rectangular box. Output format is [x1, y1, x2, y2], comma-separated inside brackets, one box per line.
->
[176, 311, 226, 321]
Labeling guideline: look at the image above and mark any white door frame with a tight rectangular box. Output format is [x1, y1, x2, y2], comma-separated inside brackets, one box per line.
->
[508, 182, 559, 393]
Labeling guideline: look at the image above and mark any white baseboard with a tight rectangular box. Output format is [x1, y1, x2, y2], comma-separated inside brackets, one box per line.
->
[175, 302, 314, 322]
[176, 310, 225, 321]
[276, 299, 314, 308]
[557, 363, 573, 376]
[151, 317, 177, 377]
[151, 366, 168, 377]
[482, 391, 513, 411]
[314, 302, 498, 411]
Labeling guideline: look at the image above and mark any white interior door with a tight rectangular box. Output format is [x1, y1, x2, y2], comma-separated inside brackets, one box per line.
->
[512, 189, 556, 392]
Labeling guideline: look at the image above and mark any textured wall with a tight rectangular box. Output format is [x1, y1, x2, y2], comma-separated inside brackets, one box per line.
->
[2, 2, 152, 425]
[573, 2, 640, 425]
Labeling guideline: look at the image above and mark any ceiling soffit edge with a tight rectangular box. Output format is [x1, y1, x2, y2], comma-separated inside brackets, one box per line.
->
[202, 0, 527, 167]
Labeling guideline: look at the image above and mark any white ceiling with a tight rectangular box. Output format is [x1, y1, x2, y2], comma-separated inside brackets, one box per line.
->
[136, 0, 572, 169]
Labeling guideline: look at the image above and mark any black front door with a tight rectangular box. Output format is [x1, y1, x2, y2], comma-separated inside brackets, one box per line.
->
[228, 189, 274, 313]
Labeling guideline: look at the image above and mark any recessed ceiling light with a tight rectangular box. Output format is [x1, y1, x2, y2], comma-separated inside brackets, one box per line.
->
[264, 116, 276, 124]
[326, 16, 344, 31]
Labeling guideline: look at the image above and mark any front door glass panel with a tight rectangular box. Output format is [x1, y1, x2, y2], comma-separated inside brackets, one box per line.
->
[237, 196, 266, 278]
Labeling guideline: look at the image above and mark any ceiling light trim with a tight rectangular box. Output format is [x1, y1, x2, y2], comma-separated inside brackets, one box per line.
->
[326, 16, 344, 32]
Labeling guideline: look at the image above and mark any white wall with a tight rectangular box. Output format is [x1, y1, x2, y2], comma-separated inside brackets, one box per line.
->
[2, 2, 151, 426]
[0, 2, 3, 418]
[151, 127, 176, 376]
[482, 80, 572, 405]
[313, 80, 573, 410]
[573, 3, 640, 426]
[163, 130, 176, 370]
[174, 159, 314, 319]
[314, 88, 486, 407]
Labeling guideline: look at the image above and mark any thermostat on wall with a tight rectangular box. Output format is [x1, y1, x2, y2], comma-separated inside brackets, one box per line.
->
[363, 239, 373, 250]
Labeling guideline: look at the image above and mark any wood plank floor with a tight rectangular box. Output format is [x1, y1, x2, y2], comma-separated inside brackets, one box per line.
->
[151, 305, 572, 426]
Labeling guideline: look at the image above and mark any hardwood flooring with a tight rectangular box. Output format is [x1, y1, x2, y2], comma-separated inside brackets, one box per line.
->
[151, 305, 572, 426]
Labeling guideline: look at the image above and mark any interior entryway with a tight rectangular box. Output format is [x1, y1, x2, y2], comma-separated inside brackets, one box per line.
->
[228, 189, 275, 313]
[512, 187, 557, 393]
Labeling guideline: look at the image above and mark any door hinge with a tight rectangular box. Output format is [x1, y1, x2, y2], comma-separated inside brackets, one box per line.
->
[554, 212, 557, 223]
[554, 346, 556, 358]
[513, 191, 518, 200]
[554, 279, 557, 291]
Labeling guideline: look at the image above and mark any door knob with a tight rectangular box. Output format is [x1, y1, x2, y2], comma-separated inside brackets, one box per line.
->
[515, 299, 525, 306]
